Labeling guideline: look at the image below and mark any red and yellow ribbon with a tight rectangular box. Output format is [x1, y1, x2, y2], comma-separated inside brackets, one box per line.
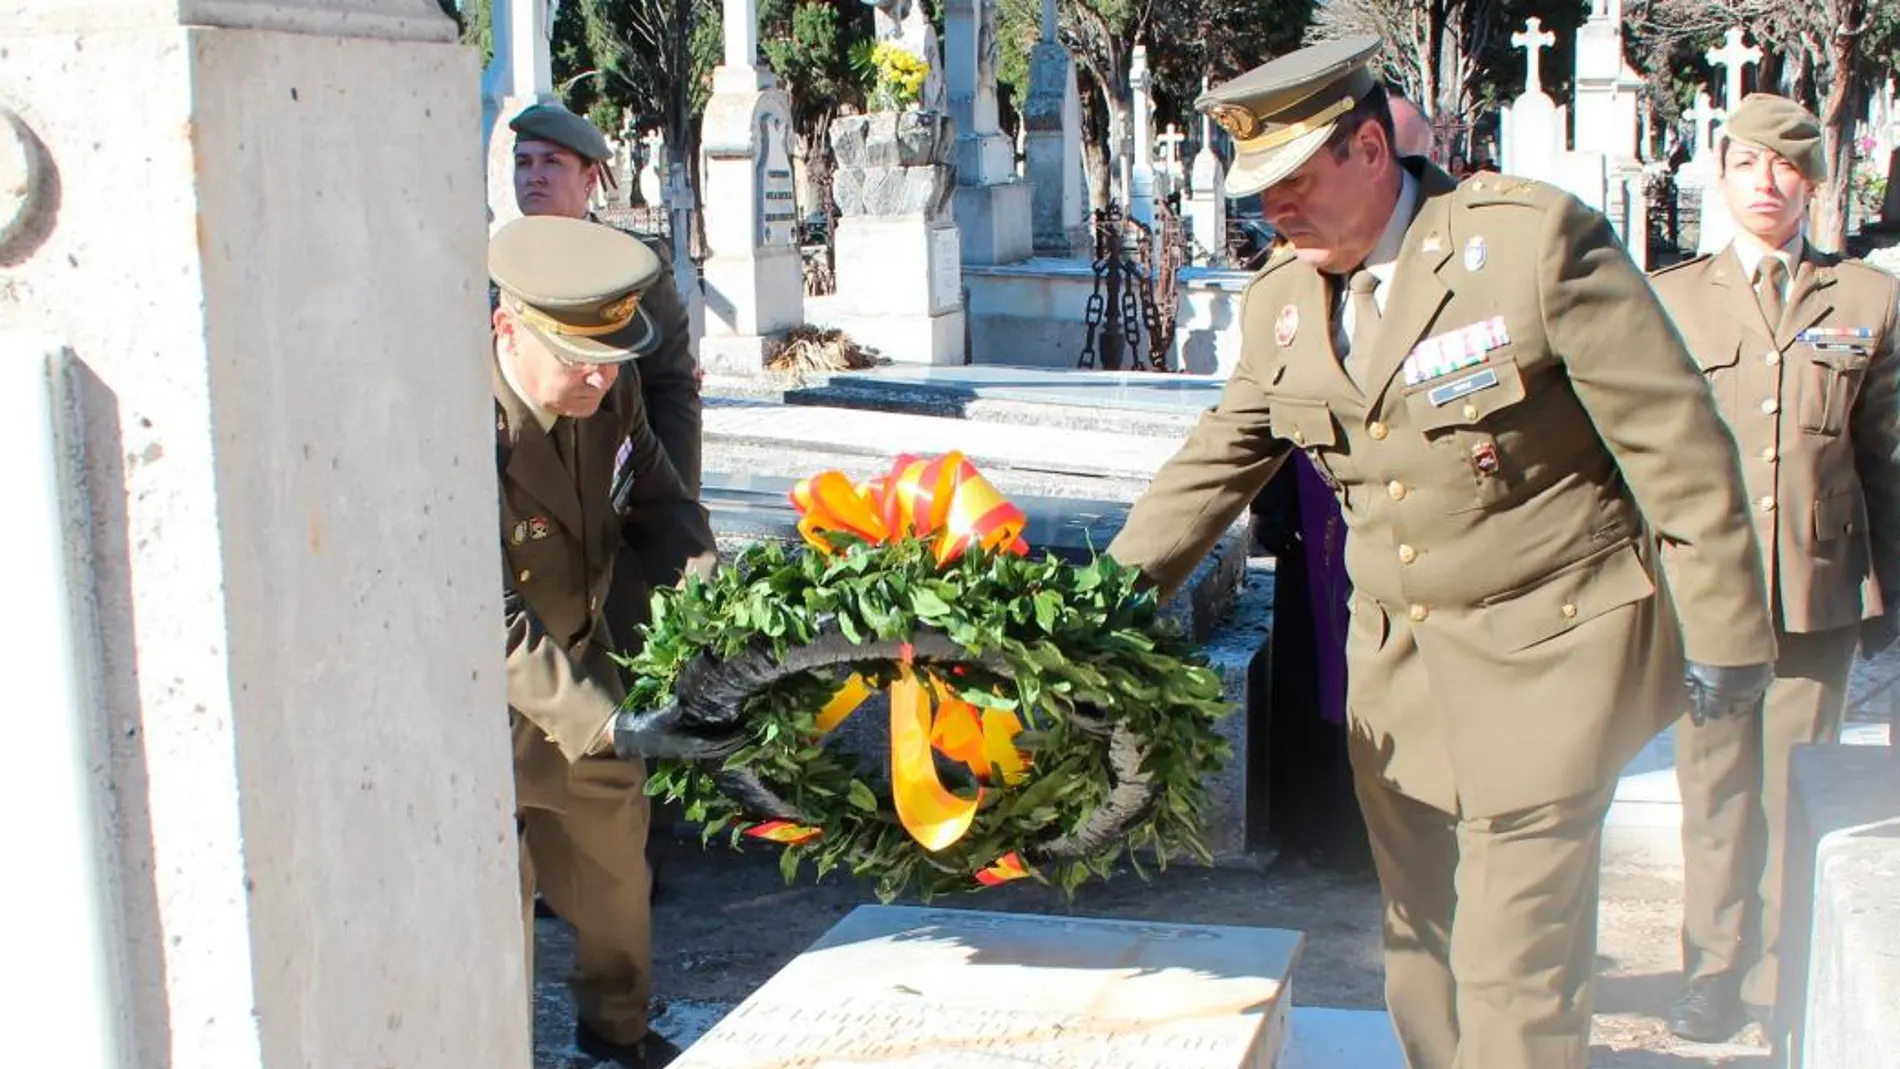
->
[789, 451, 1030, 565]
[739, 454, 1034, 884]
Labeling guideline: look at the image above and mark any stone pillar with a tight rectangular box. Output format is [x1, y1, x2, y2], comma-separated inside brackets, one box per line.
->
[945, 0, 1033, 265]
[1129, 45, 1156, 227]
[483, 0, 557, 227]
[1186, 102, 1228, 265]
[1024, 0, 1085, 258]
[0, 3, 527, 1067]
[698, 0, 807, 372]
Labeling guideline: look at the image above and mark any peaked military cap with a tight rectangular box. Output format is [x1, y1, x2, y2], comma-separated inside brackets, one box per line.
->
[1198, 35, 1384, 198]
[1721, 93, 1826, 184]
[510, 103, 614, 164]
[489, 216, 661, 363]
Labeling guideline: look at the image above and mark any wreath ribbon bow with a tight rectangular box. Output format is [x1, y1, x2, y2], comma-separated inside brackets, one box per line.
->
[768, 453, 1031, 880]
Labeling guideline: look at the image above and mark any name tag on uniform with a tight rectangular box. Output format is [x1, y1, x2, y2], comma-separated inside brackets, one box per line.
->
[1403, 316, 1512, 387]
[1427, 368, 1500, 407]
[1796, 326, 1873, 354]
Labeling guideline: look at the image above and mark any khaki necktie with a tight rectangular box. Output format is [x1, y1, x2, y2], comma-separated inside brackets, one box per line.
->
[1344, 268, 1382, 387]
[1756, 256, 1787, 334]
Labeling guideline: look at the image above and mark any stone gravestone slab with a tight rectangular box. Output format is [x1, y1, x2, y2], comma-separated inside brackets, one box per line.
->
[673, 906, 1303, 1068]
[760, 116, 799, 248]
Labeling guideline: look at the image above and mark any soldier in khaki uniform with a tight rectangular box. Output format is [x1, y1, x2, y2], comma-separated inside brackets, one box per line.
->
[491, 216, 719, 1068]
[509, 103, 704, 605]
[1648, 95, 1900, 1044]
[1106, 37, 1778, 1068]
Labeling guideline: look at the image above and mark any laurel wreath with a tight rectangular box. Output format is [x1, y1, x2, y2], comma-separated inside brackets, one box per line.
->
[621, 534, 1234, 901]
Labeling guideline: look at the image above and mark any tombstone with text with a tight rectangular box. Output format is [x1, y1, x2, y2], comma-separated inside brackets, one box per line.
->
[672, 906, 1304, 1068]
[699, 0, 807, 372]
[1024, 0, 1085, 257]
[814, 108, 967, 364]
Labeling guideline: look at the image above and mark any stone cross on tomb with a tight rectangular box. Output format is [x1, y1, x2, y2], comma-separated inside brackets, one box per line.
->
[1157, 124, 1186, 168]
[1706, 28, 1761, 113]
[1512, 17, 1556, 98]
[1691, 90, 1724, 159]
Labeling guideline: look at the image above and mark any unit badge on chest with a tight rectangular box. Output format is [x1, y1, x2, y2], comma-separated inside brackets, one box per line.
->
[528, 515, 552, 541]
[510, 521, 529, 546]
[1463, 236, 1488, 272]
[1275, 304, 1300, 346]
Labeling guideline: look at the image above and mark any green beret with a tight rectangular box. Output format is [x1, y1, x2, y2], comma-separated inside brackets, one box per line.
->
[1197, 35, 1383, 198]
[509, 104, 613, 164]
[1722, 94, 1826, 184]
[489, 217, 662, 363]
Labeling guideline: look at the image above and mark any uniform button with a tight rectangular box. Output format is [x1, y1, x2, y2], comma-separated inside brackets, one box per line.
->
[1760, 445, 1778, 462]
[517, 569, 532, 583]
[1765, 350, 1782, 366]
[1291, 429, 1305, 445]
[1398, 544, 1418, 564]
[1408, 603, 1429, 622]
[1760, 398, 1779, 415]
[1387, 480, 1408, 501]
[589, 595, 599, 613]
[1368, 421, 1389, 440]
[1758, 496, 1777, 512]
[1561, 603, 1578, 620]
[1461, 402, 1480, 422]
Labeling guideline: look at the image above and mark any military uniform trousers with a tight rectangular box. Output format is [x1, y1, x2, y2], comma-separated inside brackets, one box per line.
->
[1347, 603, 1617, 1069]
[1675, 625, 1859, 1011]
[511, 645, 655, 1046]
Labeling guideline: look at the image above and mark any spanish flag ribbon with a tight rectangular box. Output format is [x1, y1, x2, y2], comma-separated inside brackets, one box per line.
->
[755, 454, 1034, 879]
[790, 451, 1029, 566]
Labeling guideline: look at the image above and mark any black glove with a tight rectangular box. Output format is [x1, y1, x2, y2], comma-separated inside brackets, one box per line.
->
[1683, 661, 1773, 725]
[1860, 612, 1899, 659]
[611, 704, 747, 761]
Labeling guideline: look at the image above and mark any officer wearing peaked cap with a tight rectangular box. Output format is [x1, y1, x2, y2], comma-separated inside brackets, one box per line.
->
[490, 216, 719, 1068]
[1108, 36, 1777, 1069]
[1648, 93, 1900, 1047]
[508, 102, 707, 632]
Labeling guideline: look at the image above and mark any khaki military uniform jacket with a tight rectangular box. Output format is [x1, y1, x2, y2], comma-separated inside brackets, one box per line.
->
[1109, 163, 1776, 817]
[1649, 244, 1900, 634]
[496, 358, 716, 809]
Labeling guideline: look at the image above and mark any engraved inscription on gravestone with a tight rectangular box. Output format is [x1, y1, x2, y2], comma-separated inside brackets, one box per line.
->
[760, 113, 798, 248]
[929, 226, 961, 312]
[673, 906, 1300, 1069]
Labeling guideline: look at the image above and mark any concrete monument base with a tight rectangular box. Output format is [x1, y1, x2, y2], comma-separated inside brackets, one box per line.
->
[819, 216, 966, 364]
[955, 178, 1035, 265]
[807, 298, 966, 366]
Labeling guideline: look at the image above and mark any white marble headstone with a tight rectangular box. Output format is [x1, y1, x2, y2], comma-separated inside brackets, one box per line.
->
[673, 906, 1304, 1068]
